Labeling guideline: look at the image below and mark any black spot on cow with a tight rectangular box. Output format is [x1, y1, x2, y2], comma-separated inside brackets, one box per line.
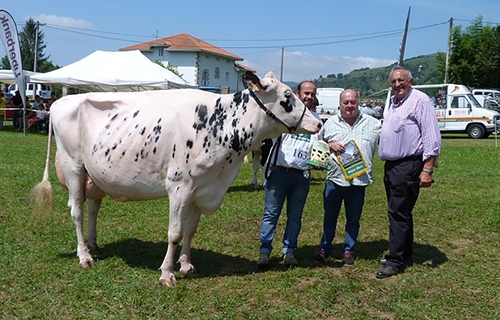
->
[230, 130, 241, 152]
[111, 113, 118, 121]
[139, 127, 146, 135]
[122, 151, 126, 157]
[157, 118, 162, 124]
[172, 144, 176, 158]
[133, 110, 140, 118]
[92, 144, 97, 156]
[153, 125, 162, 135]
[105, 124, 110, 129]
[153, 147, 157, 154]
[193, 104, 209, 132]
[155, 136, 160, 143]
[140, 148, 145, 159]
[112, 143, 117, 150]
[105, 148, 110, 157]
[186, 140, 193, 149]
[135, 124, 138, 129]
[123, 117, 127, 122]
[185, 153, 190, 163]
[281, 99, 293, 113]
[134, 152, 139, 162]
[232, 118, 239, 128]
[233, 92, 243, 105]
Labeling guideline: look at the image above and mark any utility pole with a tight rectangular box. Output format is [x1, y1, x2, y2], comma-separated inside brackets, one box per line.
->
[444, 17, 453, 84]
[280, 47, 284, 82]
[33, 21, 46, 73]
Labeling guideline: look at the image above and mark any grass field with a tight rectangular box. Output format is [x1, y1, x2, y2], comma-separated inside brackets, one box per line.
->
[1, 123, 499, 319]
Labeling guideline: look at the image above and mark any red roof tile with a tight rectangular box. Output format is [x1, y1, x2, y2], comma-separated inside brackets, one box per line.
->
[120, 33, 243, 61]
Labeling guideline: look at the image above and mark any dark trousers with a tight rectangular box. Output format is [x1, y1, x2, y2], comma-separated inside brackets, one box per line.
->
[383, 155, 423, 269]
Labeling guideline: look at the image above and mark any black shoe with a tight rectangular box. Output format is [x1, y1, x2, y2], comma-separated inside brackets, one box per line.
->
[379, 258, 413, 267]
[313, 249, 329, 262]
[376, 265, 400, 279]
[342, 251, 355, 265]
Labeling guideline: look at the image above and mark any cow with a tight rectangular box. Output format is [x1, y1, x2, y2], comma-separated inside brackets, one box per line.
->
[33, 71, 322, 287]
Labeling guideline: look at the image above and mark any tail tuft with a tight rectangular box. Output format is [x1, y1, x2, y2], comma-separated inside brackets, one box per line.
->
[32, 180, 54, 215]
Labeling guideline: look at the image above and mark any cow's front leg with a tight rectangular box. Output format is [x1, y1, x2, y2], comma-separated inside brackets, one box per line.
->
[179, 209, 201, 278]
[159, 200, 187, 287]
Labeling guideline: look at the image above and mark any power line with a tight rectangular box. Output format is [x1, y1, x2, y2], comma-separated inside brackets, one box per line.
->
[38, 21, 449, 50]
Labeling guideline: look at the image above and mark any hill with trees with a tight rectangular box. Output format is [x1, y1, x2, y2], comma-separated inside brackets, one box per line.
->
[312, 53, 441, 98]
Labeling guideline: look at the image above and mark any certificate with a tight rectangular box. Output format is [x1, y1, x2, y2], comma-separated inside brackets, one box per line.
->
[334, 140, 368, 180]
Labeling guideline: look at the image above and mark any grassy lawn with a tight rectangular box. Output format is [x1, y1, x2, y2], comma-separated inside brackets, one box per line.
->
[1, 122, 499, 320]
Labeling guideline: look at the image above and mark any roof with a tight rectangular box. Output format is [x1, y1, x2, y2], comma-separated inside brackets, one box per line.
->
[235, 62, 255, 73]
[120, 33, 243, 61]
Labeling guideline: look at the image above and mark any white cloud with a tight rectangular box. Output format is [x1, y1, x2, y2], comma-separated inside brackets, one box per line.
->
[243, 50, 395, 82]
[32, 14, 94, 29]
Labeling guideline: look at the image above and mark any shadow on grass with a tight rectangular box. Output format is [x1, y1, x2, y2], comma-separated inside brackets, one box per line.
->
[57, 238, 447, 279]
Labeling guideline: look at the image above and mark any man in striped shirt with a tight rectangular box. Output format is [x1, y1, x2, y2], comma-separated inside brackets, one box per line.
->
[376, 66, 441, 279]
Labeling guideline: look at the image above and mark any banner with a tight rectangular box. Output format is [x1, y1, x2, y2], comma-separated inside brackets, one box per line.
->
[334, 140, 368, 181]
[0, 10, 26, 109]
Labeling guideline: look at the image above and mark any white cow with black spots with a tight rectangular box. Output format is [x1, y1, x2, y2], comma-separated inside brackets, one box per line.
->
[33, 71, 322, 287]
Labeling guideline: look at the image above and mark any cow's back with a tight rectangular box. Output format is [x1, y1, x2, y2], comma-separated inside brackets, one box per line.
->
[51, 90, 261, 202]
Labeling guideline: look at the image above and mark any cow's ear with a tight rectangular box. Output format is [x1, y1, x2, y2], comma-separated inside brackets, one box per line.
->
[242, 71, 262, 92]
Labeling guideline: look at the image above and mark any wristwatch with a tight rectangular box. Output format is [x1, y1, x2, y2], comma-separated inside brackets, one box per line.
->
[422, 168, 433, 175]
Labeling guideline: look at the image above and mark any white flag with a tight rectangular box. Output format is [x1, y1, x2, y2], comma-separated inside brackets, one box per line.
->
[0, 10, 26, 107]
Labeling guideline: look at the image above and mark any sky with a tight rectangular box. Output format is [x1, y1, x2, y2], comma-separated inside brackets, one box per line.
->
[1, 0, 500, 82]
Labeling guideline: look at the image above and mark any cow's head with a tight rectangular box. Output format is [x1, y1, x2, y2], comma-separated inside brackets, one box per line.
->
[242, 71, 322, 135]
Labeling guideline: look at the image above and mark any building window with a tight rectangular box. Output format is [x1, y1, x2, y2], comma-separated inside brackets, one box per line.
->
[225, 72, 229, 82]
[202, 69, 210, 85]
[214, 67, 220, 79]
[158, 49, 163, 57]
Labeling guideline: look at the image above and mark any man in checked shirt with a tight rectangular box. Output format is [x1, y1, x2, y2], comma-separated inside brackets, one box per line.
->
[377, 66, 441, 279]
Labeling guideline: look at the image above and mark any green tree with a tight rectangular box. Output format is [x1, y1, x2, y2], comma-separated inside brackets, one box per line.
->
[1, 18, 57, 72]
[449, 16, 500, 88]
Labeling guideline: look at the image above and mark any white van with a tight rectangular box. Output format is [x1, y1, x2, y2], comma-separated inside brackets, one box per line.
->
[384, 84, 500, 139]
[316, 87, 344, 121]
[8, 83, 52, 100]
[472, 89, 500, 100]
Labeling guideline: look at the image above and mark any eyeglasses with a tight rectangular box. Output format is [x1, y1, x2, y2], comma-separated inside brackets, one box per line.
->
[390, 78, 409, 85]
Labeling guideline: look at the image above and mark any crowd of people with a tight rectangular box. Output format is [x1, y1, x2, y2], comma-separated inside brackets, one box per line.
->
[255, 66, 441, 279]
[1, 90, 57, 134]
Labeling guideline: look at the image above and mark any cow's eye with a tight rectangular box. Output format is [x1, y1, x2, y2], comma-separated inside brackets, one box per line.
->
[284, 92, 292, 99]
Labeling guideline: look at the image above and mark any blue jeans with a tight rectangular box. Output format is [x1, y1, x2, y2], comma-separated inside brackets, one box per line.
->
[320, 181, 366, 254]
[259, 169, 310, 255]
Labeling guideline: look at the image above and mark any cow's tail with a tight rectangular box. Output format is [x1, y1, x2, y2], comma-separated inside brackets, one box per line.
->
[32, 116, 54, 215]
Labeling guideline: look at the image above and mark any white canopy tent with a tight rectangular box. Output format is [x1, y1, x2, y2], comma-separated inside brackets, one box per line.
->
[29, 50, 196, 91]
[0, 70, 38, 84]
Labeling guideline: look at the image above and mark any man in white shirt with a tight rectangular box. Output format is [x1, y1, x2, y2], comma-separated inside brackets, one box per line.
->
[314, 89, 381, 266]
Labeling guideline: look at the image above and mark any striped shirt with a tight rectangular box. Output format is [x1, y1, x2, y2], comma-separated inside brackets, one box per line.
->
[323, 113, 381, 186]
[378, 88, 441, 163]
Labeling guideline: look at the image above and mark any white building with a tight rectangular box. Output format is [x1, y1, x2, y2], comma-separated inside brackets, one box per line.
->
[120, 33, 254, 93]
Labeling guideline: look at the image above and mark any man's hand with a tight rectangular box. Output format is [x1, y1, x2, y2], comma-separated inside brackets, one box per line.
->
[328, 141, 345, 153]
[419, 172, 433, 188]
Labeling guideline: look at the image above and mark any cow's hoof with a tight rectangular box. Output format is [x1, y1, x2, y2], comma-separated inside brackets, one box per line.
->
[88, 244, 100, 255]
[159, 274, 177, 287]
[180, 265, 198, 278]
[79, 257, 95, 268]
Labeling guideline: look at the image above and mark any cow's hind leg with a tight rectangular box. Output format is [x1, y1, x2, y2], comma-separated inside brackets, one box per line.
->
[178, 208, 201, 278]
[66, 169, 94, 268]
[86, 198, 103, 255]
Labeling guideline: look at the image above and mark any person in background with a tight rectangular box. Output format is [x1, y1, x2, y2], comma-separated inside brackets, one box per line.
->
[256, 81, 322, 268]
[17, 98, 33, 131]
[376, 66, 441, 279]
[46, 92, 57, 108]
[11, 90, 23, 129]
[313, 89, 381, 266]
[32, 95, 44, 110]
[0, 92, 5, 130]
